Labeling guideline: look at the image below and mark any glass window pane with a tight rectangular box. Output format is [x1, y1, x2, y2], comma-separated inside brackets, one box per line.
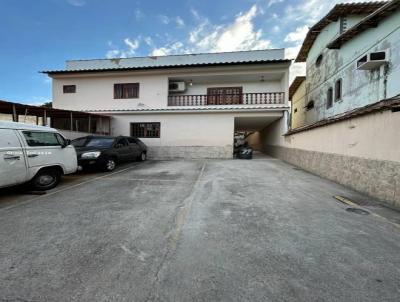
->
[22, 131, 61, 147]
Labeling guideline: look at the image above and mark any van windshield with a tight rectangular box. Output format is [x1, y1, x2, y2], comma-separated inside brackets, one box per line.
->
[72, 137, 115, 148]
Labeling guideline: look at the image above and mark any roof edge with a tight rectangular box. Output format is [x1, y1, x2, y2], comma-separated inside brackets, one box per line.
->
[41, 59, 292, 75]
[286, 94, 400, 135]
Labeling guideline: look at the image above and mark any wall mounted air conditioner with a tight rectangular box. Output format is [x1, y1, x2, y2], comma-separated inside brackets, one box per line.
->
[169, 81, 186, 92]
[357, 50, 389, 70]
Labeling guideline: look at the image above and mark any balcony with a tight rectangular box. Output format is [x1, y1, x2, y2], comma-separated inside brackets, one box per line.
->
[167, 92, 285, 107]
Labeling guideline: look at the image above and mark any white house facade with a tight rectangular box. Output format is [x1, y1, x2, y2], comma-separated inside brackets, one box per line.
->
[44, 49, 290, 159]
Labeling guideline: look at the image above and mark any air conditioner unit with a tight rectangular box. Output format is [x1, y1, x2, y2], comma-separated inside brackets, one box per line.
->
[169, 81, 186, 92]
[357, 50, 389, 70]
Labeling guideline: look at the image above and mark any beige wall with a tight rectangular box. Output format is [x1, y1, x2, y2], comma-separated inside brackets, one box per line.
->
[263, 110, 400, 162]
[290, 81, 306, 129]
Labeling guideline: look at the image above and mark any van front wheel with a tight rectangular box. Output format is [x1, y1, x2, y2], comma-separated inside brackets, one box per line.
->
[31, 168, 61, 191]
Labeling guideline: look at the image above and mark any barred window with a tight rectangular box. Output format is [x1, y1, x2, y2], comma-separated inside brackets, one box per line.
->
[326, 88, 333, 109]
[131, 123, 160, 138]
[63, 85, 76, 93]
[114, 83, 139, 99]
[335, 79, 342, 102]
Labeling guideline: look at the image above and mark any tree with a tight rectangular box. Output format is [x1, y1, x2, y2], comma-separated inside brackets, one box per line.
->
[42, 102, 52, 108]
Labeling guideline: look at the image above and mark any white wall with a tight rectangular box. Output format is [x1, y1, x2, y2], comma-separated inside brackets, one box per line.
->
[51, 64, 290, 112]
[179, 81, 282, 95]
[53, 74, 168, 111]
[110, 113, 235, 148]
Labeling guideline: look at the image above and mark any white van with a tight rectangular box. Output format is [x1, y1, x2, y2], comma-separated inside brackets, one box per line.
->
[0, 121, 78, 190]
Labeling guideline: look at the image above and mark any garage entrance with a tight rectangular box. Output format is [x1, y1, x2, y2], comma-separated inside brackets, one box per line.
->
[233, 114, 283, 157]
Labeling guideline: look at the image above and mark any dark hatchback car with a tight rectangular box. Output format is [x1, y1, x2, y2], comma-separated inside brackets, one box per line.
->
[71, 136, 147, 172]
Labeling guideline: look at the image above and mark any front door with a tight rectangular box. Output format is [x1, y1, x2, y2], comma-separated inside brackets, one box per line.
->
[0, 129, 27, 188]
[207, 87, 243, 105]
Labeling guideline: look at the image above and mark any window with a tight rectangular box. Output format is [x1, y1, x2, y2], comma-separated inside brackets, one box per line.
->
[305, 100, 314, 111]
[22, 131, 63, 147]
[127, 137, 139, 145]
[340, 16, 348, 34]
[114, 83, 139, 99]
[131, 123, 160, 138]
[115, 138, 129, 147]
[327, 88, 333, 108]
[335, 79, 342, 102]
[316, 54, 323, 67]
[63, 85, 76, 93]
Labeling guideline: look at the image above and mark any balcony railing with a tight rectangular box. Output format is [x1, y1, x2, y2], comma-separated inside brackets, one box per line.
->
[168, 92, 285, 106]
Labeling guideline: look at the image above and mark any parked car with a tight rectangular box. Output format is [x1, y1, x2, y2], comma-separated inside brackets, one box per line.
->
[71, 135, 147, 172]
[0, 121, 78, 190]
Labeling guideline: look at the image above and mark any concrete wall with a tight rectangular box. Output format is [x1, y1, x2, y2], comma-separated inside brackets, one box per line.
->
[299, 10, 400, 127]
[260, 109, 400, 208]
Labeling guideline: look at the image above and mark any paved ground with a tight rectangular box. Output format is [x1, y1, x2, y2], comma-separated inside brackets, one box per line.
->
[1, 157, 400, 302]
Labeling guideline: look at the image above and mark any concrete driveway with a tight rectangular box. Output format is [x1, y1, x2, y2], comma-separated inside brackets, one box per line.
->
[1, 157, 400, 302]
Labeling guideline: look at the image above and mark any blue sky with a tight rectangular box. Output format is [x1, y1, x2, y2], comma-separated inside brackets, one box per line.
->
[0, 0, 365, 105]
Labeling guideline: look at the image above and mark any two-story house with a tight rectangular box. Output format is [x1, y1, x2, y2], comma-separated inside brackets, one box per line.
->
[43, 49, 290, 159]
[290, 0, 400, 129]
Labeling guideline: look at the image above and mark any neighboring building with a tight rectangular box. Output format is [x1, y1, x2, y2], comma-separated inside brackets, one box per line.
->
[43, 49, 290, 159]
[292, 0, 400, 129]
[288, 76, 306, 129]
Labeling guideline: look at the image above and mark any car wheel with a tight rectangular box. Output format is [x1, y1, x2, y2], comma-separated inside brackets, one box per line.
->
[31, 168, 61, 191]
[104, 157, 117, 172]
[139, 152, 147, 161]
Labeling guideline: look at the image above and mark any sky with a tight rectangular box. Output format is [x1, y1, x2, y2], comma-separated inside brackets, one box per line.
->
[0, 0, 379, 105]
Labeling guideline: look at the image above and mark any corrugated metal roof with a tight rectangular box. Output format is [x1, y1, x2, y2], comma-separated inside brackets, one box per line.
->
[42, 49, 290, 74]
[83, 105, 289, 114]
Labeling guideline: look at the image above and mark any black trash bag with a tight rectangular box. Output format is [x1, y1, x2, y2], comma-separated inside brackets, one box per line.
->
[237, 147, 253, 159]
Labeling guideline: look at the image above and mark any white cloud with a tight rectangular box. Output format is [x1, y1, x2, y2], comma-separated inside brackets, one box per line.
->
[284, 25, 309, 43]
[285, 45, 301, 60]
[268, 0, 284, 8]
[134, 9, 144, 21]
[186, 5, 271, 53]
[176, 16, 185, 27]
[190, 8, 201, 20]
[158, 15, 170, 24]
[67, 0, 86, 7]
[124, 38, 139, 50]
[106, 38, 140, 58]
[151, 42, 184, 56]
